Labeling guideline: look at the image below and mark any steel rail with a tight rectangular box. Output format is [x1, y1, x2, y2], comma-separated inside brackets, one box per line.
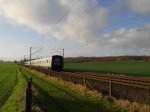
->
[30, 67, 150, 90]
[60, 72, 150, 89]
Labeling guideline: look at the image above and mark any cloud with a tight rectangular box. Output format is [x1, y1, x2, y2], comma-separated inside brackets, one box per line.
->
[92, 24, 150, 55]
[0, 0, 150, 56]
[0, 0, 69, 24]
[0, 0, 108, 41]
[128, 0, 150, 15]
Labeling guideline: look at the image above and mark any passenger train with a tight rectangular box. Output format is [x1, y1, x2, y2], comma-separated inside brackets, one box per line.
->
[24, 55, 64, 71]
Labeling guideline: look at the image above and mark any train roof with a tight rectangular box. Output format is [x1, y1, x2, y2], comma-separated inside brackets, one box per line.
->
[52, 55, 63, 57]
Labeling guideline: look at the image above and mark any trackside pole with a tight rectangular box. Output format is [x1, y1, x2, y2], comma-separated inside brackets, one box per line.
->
[83, 73, 86, 87]
[109, 80, 112, 97]
[26, 78, 32, 112]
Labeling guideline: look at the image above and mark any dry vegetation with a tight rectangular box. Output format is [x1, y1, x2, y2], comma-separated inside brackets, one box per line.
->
[23, 68, 126, 112]
[25, 68, 150, 112]
[60, 79, 150, 112]
[56, 79, 150, 112]
[115, 99, 150, 112]
[47, 77, 150, 112]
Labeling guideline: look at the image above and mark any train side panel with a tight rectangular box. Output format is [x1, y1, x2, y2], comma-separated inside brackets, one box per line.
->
[31, 57, 52, 68]
[24, 55, 63, 71]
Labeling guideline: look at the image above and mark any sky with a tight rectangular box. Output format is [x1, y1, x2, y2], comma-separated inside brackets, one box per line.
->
[0, 0, 150, 60]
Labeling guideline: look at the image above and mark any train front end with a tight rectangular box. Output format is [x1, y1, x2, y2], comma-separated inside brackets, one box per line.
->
[51, 55, 64, 71]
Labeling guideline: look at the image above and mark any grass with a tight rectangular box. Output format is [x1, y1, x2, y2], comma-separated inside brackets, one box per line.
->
[1, 63, 149, 112]
[115, 99, 150, 112]
[0, 63, 27, 112]
[0, 63, 18, 108]
[22, 67, 126, 112]
[64, 61, 150, 77]
[0, 69, 27, 112]
[0, 63, 126, 112]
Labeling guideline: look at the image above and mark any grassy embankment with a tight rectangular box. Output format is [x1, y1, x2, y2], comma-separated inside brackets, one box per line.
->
[64, 61, 150, 77]
[22, 68, 150, 112]
[0, 63, 27, 112]
[22, 67, 126, 112]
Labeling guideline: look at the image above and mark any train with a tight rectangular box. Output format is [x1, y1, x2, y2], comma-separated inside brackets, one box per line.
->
[24, 55, 64, 71]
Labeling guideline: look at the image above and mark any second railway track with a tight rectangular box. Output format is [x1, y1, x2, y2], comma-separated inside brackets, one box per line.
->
[31, 67, 150, 90]
[29, 66, 150, 104]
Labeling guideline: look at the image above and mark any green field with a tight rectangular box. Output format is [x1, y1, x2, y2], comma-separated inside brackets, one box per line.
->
[0, 63, 126, 112]
[0, 63, 26, 112]
[64, 61, 150, 77]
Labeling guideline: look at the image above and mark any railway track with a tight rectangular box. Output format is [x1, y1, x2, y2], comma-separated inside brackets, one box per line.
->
[31, 67, 150, 90]
[61, 72, 150, 89]
[28, 66, 150, 103]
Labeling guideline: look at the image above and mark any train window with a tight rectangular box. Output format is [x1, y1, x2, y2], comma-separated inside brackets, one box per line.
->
[54, 58, 61, 63]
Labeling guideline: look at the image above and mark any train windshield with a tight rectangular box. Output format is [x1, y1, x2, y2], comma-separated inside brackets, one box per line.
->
[54, 58, 61, 65]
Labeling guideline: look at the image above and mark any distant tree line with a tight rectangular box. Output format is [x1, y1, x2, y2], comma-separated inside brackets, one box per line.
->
[64, 56, 150, 63]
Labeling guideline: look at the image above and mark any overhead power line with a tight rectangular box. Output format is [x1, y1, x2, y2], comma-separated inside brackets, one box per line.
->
[56, 0, 78, 24]
[32, 47, 43, 55]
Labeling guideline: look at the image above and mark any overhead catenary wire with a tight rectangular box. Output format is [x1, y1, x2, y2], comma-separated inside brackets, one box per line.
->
[55, 0, 78, 25]
[32, 47, 43, 56]
[23, 0, 150, 60]
[23, 0, 89, 60]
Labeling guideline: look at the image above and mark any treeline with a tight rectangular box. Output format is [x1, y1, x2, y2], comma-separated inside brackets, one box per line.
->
[65, 56, 150, 63]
